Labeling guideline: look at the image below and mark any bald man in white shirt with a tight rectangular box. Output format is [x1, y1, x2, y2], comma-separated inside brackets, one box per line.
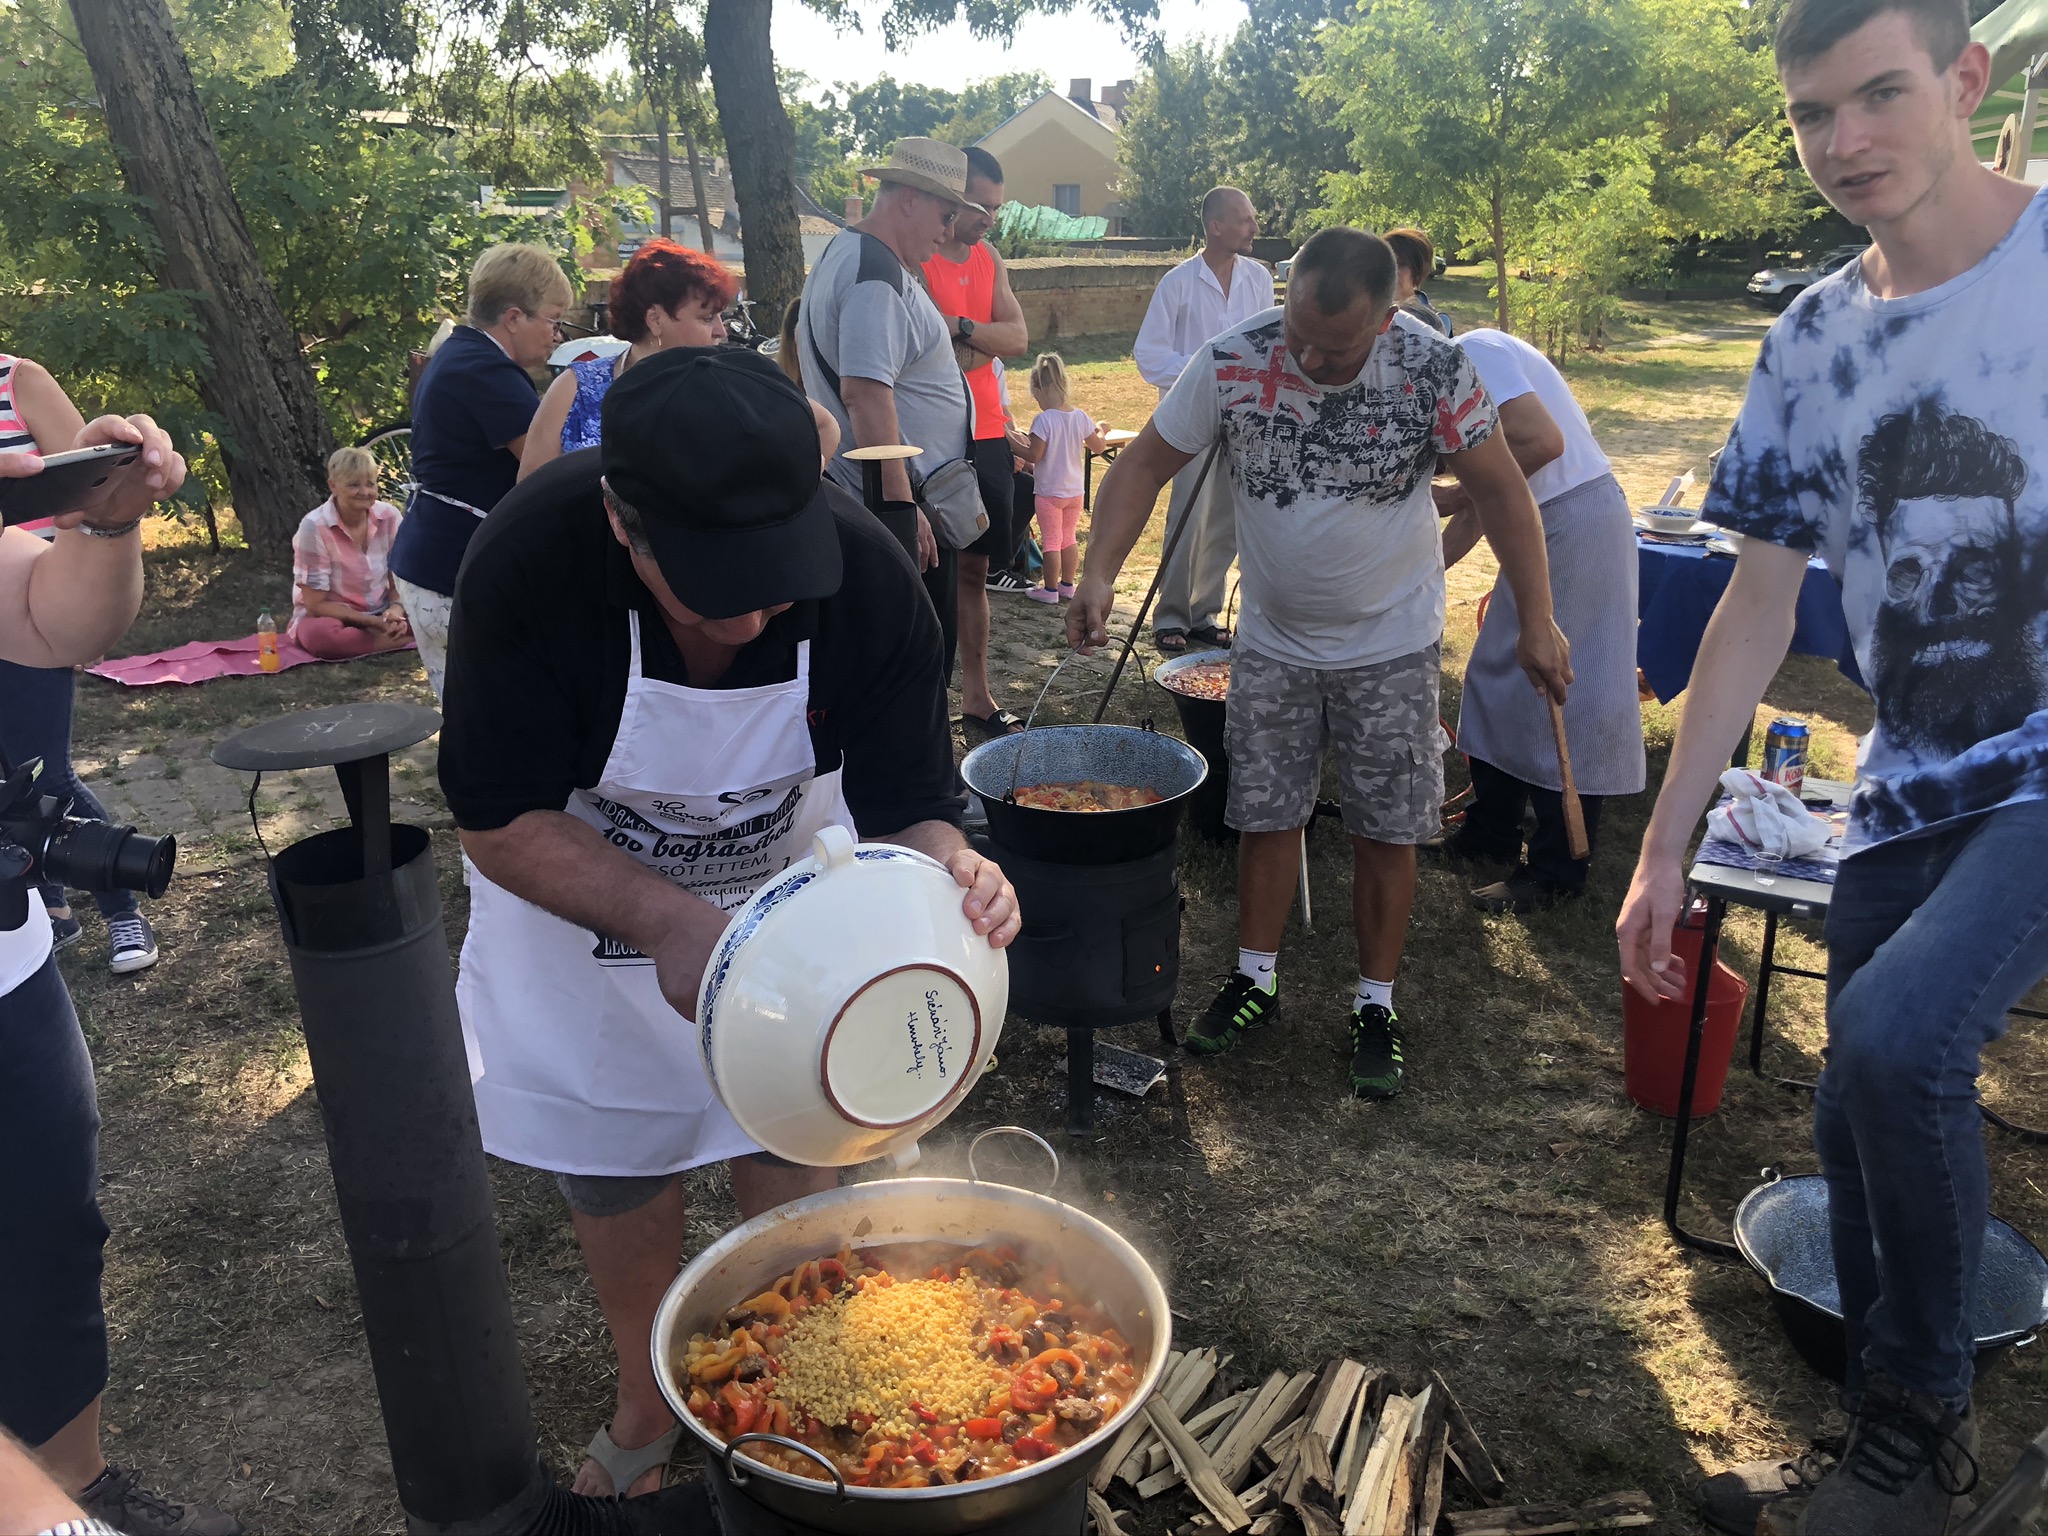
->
[1133, 186, 1275, 653]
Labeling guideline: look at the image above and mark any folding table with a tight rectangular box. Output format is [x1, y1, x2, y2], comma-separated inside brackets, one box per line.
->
[1661, 779, 2048, 1262]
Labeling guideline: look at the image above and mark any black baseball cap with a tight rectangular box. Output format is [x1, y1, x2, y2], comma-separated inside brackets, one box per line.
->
[600, 347, 841, 619]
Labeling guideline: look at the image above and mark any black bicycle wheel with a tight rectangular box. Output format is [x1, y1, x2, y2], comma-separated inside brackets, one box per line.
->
[358, 421, 416, 506]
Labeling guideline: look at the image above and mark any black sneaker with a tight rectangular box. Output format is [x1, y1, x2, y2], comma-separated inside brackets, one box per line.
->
[50, 906, 83, 951]
[986, 568, 1032, 593]
[1802, 1375, 1977, 1536]
[1348, 1003, 1405, 1099]
[79, 1464, 244, 1535]
[1695, 1435, 1841, 1535]
[1185, 972, 1277, 1055]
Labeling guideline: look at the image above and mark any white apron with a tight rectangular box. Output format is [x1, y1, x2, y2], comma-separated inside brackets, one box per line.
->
[1456, 471, 1647, 796]
[460, 614, 855, 1177]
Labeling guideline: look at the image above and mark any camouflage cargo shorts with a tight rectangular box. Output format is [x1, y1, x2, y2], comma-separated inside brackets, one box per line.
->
[1224, 642, 1444, 843]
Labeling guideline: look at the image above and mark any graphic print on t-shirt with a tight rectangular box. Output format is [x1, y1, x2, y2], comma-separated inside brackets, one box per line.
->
[1216, 318, 1487, 512]
[1702, 189, 2048, 850]
[1860, 400, 2043, 760]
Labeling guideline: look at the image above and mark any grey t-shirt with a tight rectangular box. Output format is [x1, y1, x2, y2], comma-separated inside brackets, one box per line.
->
[799, 229, 969, 497]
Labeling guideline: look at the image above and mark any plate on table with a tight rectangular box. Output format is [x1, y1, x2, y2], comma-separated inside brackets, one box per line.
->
[1633, 513, 1713, 544]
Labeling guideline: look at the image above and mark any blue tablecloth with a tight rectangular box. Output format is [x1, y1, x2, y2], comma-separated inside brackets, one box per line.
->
[1636, 535, 1866, 702]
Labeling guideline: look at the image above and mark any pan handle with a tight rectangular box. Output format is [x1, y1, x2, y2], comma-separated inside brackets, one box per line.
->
[723, 1433, 848, 1499]
[968, 1124, 1061, 1194]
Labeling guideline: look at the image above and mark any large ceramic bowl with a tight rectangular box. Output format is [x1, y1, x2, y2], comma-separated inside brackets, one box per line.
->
[1637, 508, 1703, 536]
[696, 825, 1007, 1168]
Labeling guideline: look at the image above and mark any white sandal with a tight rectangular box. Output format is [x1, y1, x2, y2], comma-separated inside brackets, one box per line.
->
[584, 1420, 682, 1497]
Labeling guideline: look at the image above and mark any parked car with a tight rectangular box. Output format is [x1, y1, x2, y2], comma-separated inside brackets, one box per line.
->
[1747, 245, 1868, 310]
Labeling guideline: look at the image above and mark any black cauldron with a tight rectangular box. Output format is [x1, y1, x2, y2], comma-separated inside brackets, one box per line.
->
[960, 725, 1206, 865]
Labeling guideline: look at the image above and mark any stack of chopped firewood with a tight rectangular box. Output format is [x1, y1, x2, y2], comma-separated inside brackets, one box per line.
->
[1082, 1349, 1654, 1536]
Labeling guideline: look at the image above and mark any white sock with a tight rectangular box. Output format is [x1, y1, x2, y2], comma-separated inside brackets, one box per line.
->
[1238, 948, 1278, 992]
[1354, 976, 1394, 1013]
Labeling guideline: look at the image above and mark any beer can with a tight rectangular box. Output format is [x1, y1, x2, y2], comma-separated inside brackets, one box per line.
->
[1762, 718, 1809, 796]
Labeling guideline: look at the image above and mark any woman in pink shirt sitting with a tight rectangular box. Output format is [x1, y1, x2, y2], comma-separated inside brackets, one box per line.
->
[290, 445, 411, 658]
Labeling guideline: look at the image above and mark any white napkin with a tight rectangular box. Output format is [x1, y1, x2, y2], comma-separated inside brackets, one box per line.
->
[1705, 768, 1831, 860]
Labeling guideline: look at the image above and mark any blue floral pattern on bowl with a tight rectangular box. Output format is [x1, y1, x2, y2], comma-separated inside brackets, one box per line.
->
[697, 842, 950, 1096]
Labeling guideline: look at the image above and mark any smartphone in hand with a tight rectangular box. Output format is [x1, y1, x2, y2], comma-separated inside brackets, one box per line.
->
[0, 442, 144, 527]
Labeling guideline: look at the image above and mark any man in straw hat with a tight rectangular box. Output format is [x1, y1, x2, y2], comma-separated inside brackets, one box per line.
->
[800, 138, 988, 687]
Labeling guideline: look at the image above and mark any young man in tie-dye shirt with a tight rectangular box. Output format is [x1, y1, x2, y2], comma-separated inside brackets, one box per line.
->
[1618, 2, 2048, 1531]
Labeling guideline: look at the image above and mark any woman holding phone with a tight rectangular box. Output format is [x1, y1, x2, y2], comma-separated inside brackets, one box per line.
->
[0, 356, 162, 976]
[0, 367, 241, 1534]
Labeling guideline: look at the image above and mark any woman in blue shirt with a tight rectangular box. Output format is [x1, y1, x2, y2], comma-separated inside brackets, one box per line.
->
[519, 241, 735, 482]
[387, 242, 572, 698]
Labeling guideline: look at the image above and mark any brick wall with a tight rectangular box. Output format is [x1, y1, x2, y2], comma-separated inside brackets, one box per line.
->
[1006, 258, 1177, 342]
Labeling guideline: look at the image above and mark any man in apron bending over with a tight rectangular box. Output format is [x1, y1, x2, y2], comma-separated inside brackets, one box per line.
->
[437, 348, 1021, 1498]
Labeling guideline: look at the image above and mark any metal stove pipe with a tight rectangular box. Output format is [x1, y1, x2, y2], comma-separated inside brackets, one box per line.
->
[271, 821, 546, 1533]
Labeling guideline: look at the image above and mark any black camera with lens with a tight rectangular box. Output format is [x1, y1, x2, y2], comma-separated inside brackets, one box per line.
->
[0, 753, 175, 931]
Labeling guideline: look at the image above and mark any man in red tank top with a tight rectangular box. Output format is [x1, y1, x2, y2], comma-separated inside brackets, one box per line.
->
[923, 147, 1031, 737]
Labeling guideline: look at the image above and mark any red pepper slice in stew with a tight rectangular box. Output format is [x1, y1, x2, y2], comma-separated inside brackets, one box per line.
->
[963, 1417, 1004, 1440]
[1011, 1362, 1058, 1410]
[1012, 1435, 1057, 1462]
[909, 1402, 939, 1425]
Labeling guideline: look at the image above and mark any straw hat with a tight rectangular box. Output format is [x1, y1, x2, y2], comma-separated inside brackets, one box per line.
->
[862, 137, 986, 212]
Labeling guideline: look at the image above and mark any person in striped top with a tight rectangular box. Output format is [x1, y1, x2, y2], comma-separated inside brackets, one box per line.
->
[0, 362, 245, 1534]
[0, 354, 162, 976]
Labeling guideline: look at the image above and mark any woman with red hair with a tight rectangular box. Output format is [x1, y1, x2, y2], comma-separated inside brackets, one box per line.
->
[518, 240, 736, 479]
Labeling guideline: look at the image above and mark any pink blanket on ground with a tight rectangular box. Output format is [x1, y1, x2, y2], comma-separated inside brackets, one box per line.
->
[86, 633, 415, 687]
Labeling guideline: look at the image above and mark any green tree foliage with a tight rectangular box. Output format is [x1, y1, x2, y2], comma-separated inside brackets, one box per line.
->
[831, 70, 1048, 158]
[1116, 41, 1224, 239]
[782, 71, 860, 206]
[1316, 0, 1651, 333]
[407, 2, 614, 186]
[1114, 0, 1351, 243]
[0, 0, 569, 520]
[1636, 0, 1810, 253]
[1212, 0, 1347, 240]
[1315, 0, 1812, 345]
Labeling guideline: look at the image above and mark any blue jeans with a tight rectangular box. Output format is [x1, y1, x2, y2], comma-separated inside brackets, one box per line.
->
[0, 660, 137, 919]
[1816, 798, 2048, 1408]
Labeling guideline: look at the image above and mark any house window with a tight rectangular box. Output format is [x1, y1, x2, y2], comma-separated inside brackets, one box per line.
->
[1053, 184, 1082, 216]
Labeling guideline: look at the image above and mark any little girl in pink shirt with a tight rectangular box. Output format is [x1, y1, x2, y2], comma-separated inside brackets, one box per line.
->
[1008, 353, 1109, 603]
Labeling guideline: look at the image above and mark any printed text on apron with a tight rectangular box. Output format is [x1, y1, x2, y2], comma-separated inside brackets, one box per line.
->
[460, 614, 856, 1177]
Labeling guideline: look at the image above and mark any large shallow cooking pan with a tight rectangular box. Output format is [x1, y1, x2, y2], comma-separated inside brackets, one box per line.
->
[651, 1128, 1172, 1535]
[961, 724, 1206, 865]
[1733, 1173, 2048, 1382]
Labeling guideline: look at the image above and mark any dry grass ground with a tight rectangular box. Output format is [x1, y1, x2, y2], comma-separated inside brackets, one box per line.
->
[51, 292, 2048, 1533]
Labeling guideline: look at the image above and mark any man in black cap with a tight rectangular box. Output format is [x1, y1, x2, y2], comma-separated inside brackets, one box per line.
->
[438, 346, 1020, 1499]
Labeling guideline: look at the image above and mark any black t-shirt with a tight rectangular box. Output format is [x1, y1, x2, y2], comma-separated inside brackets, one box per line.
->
[387, 326, 541, 596]
[438, 448, 963, 836]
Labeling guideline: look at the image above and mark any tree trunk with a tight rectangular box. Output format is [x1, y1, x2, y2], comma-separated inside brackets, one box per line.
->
[704, 0, 806, 320]
[1490, 187, 1510, 333]
[684, 126, 717, 257]
[655, 99, 675, 241]
[71, 0, 336, 559]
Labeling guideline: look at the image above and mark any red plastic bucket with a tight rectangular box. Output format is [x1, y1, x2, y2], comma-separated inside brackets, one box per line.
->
[1622, 919, 1749, 1118]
